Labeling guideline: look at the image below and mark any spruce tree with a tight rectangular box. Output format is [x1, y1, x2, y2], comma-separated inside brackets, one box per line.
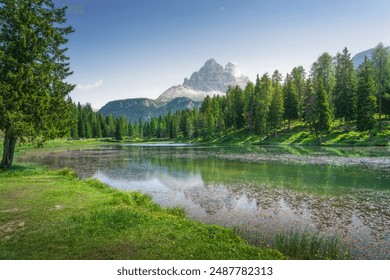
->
[283, 75, 299, 131]
[371, 43, 390, 130]
[357, 57, 376, 132]
[314, 80, 331, 143]
[0, 0, 74, 167]
[255, 74, 273, 138]
[311, 52, 335, 109]
[303, 79, 318, 139]
[268, 71, 284, 135]
[291, 66, 306, 115]
[243, 82, 255, 134]
[334, 47, 357, 128]
[115, 118, 124, 141]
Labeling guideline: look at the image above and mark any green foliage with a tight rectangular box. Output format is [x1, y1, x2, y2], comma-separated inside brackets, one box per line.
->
[314, 80, 332, 134]
[268, 73, 284, 135]
[0, 0, 74, 167]
[371, 42, 390, 129]
[255, 74, 273, 137]
[283, 75, 299, 129]
[290, 66, 306, 115]
[0, 165, 284, 260]
[311, 52, 336, 107]
[273, 230, 349, 260]
[334, 47, 357, 123]
[357, 57, 377, 132]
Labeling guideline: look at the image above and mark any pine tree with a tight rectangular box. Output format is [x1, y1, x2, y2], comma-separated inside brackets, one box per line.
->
[283, 75, 299, 131]
[243, 82, 255, 134]
[267, 70, 284, 136]
[115, 118, 124, 141]
[70, 104, 79, 139]
[291, 66, 306, 115]
[303, 79, 317, 138]
[371, 43, 390, 130]
[255, 74, 273, 138]
[357, 57, 376, 132]
[334, 47, 357, 128]
[311, 52, 335, 109]
[314, 80, 331, 143]
[0, 0, 74, 167]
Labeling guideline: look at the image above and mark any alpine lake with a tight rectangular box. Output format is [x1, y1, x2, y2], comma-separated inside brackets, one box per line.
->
[17, 144, 390, 259]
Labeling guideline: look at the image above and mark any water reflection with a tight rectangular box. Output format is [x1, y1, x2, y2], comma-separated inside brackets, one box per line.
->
[18, 145, 390, 259]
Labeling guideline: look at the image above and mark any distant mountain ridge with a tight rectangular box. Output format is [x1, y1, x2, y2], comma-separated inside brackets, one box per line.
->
[99, 59, 249, 122]
[99, 97, 200, 123]
[352, 46, 390, 68]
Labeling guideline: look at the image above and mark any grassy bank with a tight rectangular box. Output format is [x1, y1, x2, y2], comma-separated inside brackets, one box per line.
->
[194, 119, 390, 146]
[0, 165, 284, 260]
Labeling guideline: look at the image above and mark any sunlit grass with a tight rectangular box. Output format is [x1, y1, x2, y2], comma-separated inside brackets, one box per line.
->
[0, 165, 284, 260]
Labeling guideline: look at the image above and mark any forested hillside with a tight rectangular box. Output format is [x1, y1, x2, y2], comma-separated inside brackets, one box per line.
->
[69, 44, 390, 145]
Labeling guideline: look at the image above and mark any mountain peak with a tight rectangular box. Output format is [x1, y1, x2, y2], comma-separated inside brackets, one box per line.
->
[180, 59, 249, 93]
[204, 58, 218, 66]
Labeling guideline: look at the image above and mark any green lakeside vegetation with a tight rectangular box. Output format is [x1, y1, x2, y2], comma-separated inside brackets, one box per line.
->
[1, 164, 354, 260]
[0, 164, 285, 260]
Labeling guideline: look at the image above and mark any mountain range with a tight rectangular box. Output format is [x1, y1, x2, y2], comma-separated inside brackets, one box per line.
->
[99, 47, 388, 123]
[99, 59, 249, 123]
[352, 46, 390, 68]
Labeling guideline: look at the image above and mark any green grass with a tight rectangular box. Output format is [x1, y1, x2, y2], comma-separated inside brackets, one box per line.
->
[273, 230, 350, 260]
[194, 119, 390, 146]
[233, 226, 350, 260]
[0, 165, 284, 260]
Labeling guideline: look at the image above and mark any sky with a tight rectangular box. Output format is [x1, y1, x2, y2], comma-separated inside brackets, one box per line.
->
[56, 0, 390, 109]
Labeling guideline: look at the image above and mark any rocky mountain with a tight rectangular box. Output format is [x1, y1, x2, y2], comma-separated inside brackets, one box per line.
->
[352, 46, 390, 68]
[99, 97, 200, 123]
[99, 59, 249, 122]
[156, 59, 249, 104]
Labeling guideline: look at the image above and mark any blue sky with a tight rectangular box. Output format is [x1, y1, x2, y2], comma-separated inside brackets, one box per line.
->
[57, 0, 390, 109]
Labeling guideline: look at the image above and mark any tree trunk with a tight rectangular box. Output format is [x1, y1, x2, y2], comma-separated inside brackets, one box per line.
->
[378, 92, 382, 131]
[1, 134, 17, 168]
[288, 119, 291, 131]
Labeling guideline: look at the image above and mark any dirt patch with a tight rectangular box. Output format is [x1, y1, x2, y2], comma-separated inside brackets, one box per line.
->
[0, 208, 20, 213]
[48, 205, 65, 211]
[0, 220, 26, 237]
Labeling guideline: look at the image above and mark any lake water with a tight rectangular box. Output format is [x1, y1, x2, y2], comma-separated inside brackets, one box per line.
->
[18, 144, 390, 259]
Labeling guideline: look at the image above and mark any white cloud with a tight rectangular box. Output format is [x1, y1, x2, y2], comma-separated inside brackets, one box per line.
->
[76, 80, 103, 90]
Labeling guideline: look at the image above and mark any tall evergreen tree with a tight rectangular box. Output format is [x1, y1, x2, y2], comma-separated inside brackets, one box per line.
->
[115, 118, 124, 141]
[311, 52, 335, 109]
[243, 82, 256, 134]
[334, 47, 357, 128]
[0, 0, 74, 167]
[268, 73, 284, 136]
[291, 66, 306, 115]
[255, 74, 273, 138]
[357, 57, 376, 132]
[314, 80, 331, 143]
[283, 75, 299, 131]
[302, 79, 318, 138]
[371, 43, 390, 130]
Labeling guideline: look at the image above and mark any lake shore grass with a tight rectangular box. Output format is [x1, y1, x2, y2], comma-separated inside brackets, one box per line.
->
[193, 119, 390, 146]
[0, 164, 284, 260]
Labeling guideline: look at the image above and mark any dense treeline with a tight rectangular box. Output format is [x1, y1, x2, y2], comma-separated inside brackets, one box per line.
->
[71, 44, 390, 143]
